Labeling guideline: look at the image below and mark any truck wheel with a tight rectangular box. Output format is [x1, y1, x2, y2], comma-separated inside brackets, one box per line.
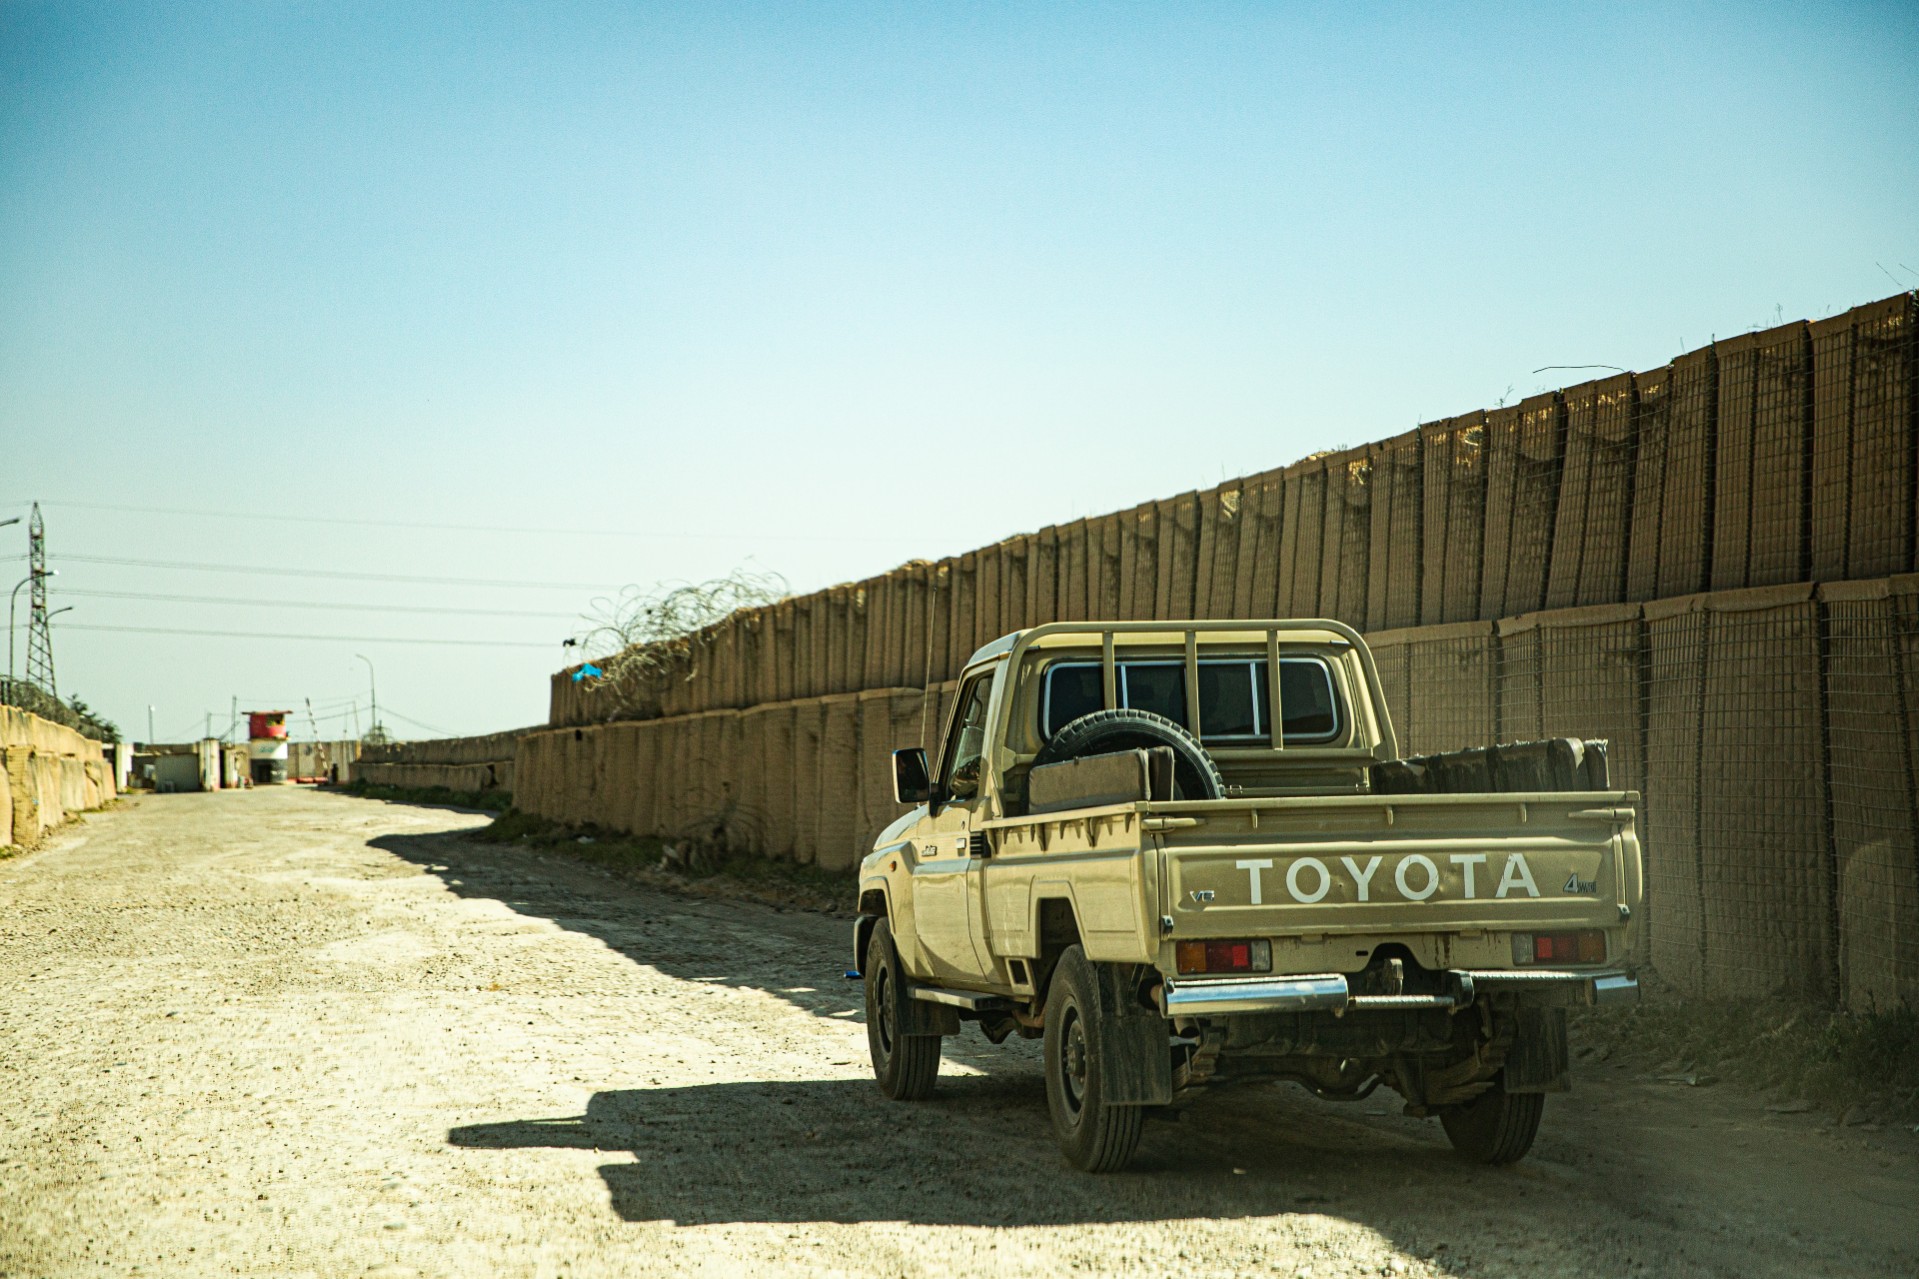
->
[1044, 946, 1145, 1172]
[1034, 709, 1224, 800]
[863, 918, 941, 1100]
[1439, 1074, 1543, 1165]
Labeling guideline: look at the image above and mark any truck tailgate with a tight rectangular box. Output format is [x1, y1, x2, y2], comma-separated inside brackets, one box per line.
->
[1155, 792, 1637, 936]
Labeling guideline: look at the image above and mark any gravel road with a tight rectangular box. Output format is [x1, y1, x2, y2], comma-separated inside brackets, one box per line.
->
[3, 788, 1916, 1278]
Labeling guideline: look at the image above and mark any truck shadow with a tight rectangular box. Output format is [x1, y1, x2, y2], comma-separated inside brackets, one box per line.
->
[373, 823, 1516, 1257]
[448, 1076, 1497, 1239]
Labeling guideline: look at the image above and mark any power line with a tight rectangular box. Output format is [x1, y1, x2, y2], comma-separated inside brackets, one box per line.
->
[62, 622, 559, 650]
[51, 553, 619, 592]
[54, 587, 581, 620]
[379, 706, 457, 737]
[5, 497, 896, 545]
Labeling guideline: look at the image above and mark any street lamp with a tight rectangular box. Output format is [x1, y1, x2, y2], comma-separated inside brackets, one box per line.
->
[7, 567, 55, 697]
[354, 653, 379, 743]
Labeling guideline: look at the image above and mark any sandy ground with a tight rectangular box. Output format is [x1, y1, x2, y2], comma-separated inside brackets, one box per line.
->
[2, 788, 1916, 1279]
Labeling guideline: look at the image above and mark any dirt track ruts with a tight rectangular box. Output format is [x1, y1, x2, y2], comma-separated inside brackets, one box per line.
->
[2, 788, 1916, 1278]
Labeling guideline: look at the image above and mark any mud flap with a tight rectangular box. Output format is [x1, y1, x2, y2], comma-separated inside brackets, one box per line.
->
[1094, 964, 1174, 1105]
[1503, 1008, 1571, 1093]
[901, 996, 961, 1037]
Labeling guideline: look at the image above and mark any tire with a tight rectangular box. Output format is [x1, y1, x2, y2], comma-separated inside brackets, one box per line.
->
[1439, 1073, 1544, 1165]
[1032, 709, 1224, 801]
[1044, 946, 1146, 1172]
[863, 918, 941, 1100]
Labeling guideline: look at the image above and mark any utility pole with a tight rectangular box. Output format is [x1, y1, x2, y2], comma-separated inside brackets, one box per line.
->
[147, 706, 155, 745]
[24, 504, 55, 698]
[204, 711, 211, 740]
[355, 654, 378, 744]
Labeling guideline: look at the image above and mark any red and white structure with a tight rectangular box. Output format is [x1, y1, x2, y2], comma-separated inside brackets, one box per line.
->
[247, 710, 290, 785]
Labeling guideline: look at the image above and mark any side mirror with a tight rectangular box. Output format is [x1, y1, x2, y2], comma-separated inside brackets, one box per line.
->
[893, 748, 931, 804]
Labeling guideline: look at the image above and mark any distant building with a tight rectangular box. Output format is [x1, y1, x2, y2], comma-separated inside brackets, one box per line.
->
[247, 710, 290, 784]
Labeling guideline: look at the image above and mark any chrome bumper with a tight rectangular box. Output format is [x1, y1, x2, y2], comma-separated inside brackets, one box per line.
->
[1159, 969, 1639, 1016]
[1161, 974, 1350, 1015]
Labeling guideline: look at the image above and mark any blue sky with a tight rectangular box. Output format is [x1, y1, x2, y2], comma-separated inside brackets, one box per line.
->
[2, 2, 1915, 740]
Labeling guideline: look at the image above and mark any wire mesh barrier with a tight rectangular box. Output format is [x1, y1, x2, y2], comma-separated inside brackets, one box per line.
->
[0, 680, 119, 743]
[1822, 579, 1919, 1011]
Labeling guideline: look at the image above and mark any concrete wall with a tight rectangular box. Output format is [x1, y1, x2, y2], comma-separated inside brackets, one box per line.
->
[2, 706, 117, 848]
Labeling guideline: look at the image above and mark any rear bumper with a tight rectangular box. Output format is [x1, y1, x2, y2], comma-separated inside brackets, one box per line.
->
[1159, 968, 1638, 1016]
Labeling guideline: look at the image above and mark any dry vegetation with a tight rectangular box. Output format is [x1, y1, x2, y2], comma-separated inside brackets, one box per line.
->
[571, 567, 788, 720]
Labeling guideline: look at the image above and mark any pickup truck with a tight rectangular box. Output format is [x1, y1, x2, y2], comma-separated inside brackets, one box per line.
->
[852, 619, 1641, 1172]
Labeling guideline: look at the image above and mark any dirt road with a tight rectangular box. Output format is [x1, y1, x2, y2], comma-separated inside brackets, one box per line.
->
[3, 789, 1915, 1278]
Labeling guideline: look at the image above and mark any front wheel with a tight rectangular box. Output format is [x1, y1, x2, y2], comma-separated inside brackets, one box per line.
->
[1044, 946, 1145, 1172]
[863, 918, 941, 1100]
[1439, 1073, 1543, 1165]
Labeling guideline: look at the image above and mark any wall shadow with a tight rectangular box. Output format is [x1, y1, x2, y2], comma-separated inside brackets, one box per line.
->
[366, 826, 872, 1022]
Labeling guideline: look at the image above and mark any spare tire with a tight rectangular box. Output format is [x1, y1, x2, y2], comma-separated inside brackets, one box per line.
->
[1032, 709, 1224, 801]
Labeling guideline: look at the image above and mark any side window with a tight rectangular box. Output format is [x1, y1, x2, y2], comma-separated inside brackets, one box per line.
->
[940, 672, 995, 800]
[1254, 658, 1341, 740]
[1041, 663, 1102, 738]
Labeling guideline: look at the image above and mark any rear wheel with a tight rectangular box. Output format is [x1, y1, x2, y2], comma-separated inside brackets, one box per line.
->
[1044, 946, 1145, 1172]
[1439, 1073, 1543, 1165]
[863, 918, 941, 1100]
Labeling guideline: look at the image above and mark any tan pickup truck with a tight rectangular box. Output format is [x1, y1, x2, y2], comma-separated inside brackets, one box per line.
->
[853, 620, 1641, 1171]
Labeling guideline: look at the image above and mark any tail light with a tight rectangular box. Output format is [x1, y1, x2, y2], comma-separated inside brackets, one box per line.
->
[1175, 939, 1272, 975]
[1513, 930, 1606, 965]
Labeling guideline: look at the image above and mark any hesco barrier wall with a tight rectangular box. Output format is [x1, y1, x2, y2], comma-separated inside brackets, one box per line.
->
[2, 706, 117, 848]
[511, 576, 1919, 1011]
[354, 730, 526, 797]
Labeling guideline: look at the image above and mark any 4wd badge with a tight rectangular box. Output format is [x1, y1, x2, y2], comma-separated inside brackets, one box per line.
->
[1564, 872, 1597, 894]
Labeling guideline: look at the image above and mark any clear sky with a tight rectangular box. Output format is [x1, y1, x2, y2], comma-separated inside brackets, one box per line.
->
[2, 2, 1915, 742]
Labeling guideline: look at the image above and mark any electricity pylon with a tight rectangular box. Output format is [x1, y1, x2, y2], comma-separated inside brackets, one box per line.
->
[23, 503, 55, 697]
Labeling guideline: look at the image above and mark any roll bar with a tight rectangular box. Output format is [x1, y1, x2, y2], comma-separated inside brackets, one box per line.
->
[994, 619, 1399, 761]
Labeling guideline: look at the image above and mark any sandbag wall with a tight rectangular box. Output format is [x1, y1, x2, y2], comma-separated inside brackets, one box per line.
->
[1, 705, 117, 848]
[354, 728, 528, 797]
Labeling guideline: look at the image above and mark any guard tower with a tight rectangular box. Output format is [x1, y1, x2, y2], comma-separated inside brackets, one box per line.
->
[247, 710, 290, 784]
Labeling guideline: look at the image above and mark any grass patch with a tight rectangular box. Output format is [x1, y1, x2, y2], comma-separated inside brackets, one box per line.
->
[336, 780, 513, 813]
[471, 808, 852, 913]
[1573, 972, 1919, 1122]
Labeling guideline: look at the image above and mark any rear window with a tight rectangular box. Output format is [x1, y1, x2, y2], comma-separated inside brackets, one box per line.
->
[1041, 657, 1341, 744]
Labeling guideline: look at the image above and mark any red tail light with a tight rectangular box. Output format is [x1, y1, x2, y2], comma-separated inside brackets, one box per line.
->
[1515, 930, 1607, 964]
[1175, 939, 1272, 975]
